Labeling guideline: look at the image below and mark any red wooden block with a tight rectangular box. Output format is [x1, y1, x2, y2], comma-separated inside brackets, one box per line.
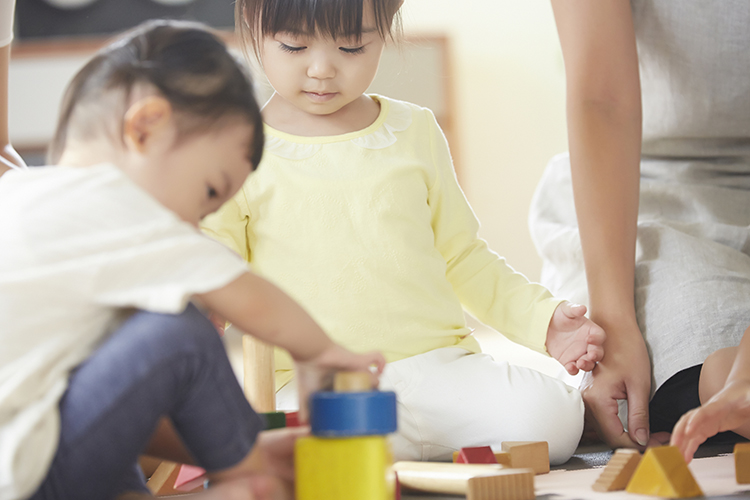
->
[456, 446, 498, 464]
[285, 411, 301, 427]
[174, 464, 206, 491]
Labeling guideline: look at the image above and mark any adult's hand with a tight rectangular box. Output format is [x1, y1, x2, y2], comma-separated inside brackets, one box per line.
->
[580, 321, 652, 448]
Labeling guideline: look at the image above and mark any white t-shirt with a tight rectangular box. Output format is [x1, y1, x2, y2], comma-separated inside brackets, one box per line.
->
[0, 0, 14, 47]
[0, 163, 248, 500]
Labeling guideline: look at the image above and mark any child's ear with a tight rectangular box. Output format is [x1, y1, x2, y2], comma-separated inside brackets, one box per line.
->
[122, 96, 173, 153]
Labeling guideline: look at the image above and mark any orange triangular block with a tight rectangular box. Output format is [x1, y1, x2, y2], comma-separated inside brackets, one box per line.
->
[626, 446, 703, 498]
[592, 448, 641, 491]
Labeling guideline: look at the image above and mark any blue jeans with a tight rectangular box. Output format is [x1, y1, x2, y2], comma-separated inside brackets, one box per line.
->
[29, 304, 262, 500]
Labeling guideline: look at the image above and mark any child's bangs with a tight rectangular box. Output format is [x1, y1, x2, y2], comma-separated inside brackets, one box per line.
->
[261, 0, 386, 40]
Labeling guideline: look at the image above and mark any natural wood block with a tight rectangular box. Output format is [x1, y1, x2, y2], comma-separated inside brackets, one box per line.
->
[146, 461, 181, 496]
[626, 445, 703, 498]
[467, 469, 535, 500]
[501, 441, 550, 475]
[394, 462, 507, 495]
[592, 448, 641, 491]
[334, 371, 374, 392]
[494, 452, 512, 466]
[735, 442, 750, 484]
[456, 446, 498, 464]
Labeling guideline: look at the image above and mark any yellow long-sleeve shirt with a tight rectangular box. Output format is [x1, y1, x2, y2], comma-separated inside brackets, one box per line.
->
[202, 95, 562, 387]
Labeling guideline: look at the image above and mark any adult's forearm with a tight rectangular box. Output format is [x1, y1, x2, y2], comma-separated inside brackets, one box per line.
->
[568, 101, 641, 332]
[727, 325, 750, 385]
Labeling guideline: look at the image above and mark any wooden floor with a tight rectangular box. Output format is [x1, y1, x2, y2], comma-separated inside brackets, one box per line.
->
[402, 444, 750, 500]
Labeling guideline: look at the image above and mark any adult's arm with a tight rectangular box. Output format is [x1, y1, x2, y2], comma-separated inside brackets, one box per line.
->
[551, 0, 650, 448]
[0, 0, 26, 176]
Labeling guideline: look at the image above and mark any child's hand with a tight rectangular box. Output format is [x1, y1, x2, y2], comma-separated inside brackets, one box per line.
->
[296, 345, 386, 422]
[670, 379, 750, 462]
[545, 302, 606, 375]
[208, 312, 227, 336]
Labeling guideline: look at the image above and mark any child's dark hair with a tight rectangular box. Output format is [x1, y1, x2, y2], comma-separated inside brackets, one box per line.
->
[236, 0, 403, 61]
[49, 19, 264, 169]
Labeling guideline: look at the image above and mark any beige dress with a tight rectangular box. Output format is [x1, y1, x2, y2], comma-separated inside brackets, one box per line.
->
[530, 0, 750, 394]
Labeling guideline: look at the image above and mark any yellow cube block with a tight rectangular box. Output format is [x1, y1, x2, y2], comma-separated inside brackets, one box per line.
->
[626, 446, 703, 498]
[296, 435, 394, 500]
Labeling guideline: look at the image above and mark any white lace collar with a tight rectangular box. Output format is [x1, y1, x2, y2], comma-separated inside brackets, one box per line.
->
[264, 95, 413, 160]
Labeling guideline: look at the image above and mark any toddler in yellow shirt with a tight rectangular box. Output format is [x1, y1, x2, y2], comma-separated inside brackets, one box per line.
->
[203, 0, 605, 464]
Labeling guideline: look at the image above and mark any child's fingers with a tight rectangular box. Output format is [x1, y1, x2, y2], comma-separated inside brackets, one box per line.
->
[561, 301, 587, 319]
[565, 361, 579, 375]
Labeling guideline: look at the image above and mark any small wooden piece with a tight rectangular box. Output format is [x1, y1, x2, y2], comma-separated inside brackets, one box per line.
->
[243, 335, 275, 413]
[592, 448, 641, 491]
[501, 441, 550, 475]
[735, 442, 750, 484]
[393, 461, 533, 500]
[174, 464, 206, 491]
[146, 461, 181, 495]
[334, 371, 374, 392]
[467, 470, 535, 500]
[456, 446, 498, 464]
[626, 445, 703, 498]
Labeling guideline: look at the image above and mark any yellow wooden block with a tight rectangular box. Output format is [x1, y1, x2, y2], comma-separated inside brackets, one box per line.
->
[735, 442, 750, 484]
[296, 435, 394, 500]
[592, 448, 641, 491]
[626, 446, 703, 498]
[501, 441, 550, 475]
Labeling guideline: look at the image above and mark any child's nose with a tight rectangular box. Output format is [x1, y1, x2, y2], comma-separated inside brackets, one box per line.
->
[307, 55, 335, 80]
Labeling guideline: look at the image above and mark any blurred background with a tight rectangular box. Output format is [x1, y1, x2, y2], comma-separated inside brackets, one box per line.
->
[11, 0, 576, 383]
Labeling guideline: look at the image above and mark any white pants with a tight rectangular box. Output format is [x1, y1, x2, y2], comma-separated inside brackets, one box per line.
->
[277, 347, 583, 465]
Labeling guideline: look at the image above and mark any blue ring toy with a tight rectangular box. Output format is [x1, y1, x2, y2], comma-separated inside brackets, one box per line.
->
[310, 390, 397, 437]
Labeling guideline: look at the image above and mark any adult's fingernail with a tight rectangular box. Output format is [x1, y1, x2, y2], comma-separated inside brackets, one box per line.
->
[635, 429, 649, 446]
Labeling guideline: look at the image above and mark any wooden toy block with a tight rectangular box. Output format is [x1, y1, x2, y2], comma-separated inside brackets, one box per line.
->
[146, 461, 181, 495]
[285, 410, 300, 427]
[494, 452, 512, 466]
[174, 464, 207, 492]
[296, 435, 394, 500]
[467, 469, 535, 500]
[456, 446, 498, 464]
[393, 461, 533, 500]
[626, 445, 703, 498]
[592, 448, 641, 491]
[501, 441, 550, 474]
[334, 371, 374, 392]
[735, 442, 750, 484]
[261, 411, 287, 430]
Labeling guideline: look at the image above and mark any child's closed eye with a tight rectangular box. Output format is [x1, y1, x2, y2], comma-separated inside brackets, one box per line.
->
[279, 42, 305, 53]
[339, 46, 366, 55]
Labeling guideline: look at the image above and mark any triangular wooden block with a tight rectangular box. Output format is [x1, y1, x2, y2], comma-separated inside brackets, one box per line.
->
[626, 446, 703, 498]
[592, 448, 641, 491]
[457, 446, 498, 464]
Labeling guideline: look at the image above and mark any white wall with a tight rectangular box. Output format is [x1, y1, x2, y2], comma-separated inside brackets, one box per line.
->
[401, 0, 567, 283]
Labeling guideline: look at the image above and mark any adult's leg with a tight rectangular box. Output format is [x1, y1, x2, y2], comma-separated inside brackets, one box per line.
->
[30, 304, 263, 500]
[380, 347, 584, 465]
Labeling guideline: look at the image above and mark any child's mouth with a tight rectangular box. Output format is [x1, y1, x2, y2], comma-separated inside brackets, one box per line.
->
[304, 91, 337, 103]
